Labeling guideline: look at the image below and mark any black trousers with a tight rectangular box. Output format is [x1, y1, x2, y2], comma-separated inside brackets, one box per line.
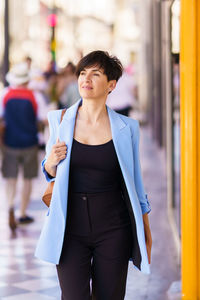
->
[56, 190, 133, 300]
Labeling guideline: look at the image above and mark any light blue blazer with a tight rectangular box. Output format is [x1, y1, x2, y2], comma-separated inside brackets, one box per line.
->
[35, 99, 151, 274]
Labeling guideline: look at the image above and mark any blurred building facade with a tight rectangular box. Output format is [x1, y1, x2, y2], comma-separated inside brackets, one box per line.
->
[143, 0, 180, 258]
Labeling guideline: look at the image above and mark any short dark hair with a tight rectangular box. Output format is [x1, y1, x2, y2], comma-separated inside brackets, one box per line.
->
[75, 50, 123, 82]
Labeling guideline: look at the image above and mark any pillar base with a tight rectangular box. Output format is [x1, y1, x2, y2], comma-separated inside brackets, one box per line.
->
[167, 280, 181, 300]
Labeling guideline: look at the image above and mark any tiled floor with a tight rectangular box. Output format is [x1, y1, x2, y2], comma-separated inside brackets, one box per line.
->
[0, 149, 61, 300]
[0, 127, 180, 300]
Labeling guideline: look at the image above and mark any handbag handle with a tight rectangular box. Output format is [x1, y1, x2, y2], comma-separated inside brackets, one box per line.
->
[42, 108, 67, 207]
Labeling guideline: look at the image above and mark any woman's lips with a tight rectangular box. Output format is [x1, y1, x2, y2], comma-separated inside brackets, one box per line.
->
[82, 86, 93, 90]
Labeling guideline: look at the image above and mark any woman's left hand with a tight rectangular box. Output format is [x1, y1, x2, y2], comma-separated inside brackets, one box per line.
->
[143, 213, 152, 264]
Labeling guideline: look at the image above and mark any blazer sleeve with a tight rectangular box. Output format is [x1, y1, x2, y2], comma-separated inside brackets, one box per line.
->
[41, 110, 61, 182]
[133, 121, 151, 215]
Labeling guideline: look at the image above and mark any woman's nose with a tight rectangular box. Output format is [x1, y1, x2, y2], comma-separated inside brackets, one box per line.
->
[84, 74, 91, 81]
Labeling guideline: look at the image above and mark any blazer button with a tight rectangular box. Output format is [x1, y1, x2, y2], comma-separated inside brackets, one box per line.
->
[82, 196, 87, 200]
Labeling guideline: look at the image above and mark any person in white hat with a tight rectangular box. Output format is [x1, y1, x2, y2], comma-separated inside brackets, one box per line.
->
[5, 62, 30, 86]
[0, 62, 47, 230]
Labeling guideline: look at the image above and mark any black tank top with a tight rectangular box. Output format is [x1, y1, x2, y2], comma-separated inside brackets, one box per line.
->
[69, 139, 122, 193]
[67, 139, 131, 235]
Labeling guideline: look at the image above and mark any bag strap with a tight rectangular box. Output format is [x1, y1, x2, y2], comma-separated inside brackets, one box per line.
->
[60, 108, 67, 123]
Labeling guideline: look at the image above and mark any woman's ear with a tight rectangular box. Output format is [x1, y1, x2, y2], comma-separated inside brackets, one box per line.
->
[108, 80, 117, 93]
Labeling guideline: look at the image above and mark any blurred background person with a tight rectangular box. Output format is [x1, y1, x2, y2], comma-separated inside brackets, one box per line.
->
[43, 60, 58, 105]
[56, 62, 76, 99]
[24, 56, 32, 70]
[58, 62, 80, 109]
[29, 68, 49, 102]
[0, 62, 47, 230]
[29, 68, 49, 149]
[43, 60, 57, 81]
[106, 69, 137, 117]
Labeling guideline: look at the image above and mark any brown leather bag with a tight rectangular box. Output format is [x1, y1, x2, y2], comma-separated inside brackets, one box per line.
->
[42, 109, 66, 207]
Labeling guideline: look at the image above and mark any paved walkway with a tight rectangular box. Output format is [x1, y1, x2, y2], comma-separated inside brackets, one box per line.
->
[0, 126, 180, 299]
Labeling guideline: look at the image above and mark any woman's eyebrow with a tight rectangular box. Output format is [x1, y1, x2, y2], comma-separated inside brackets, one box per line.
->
[91, 69, 103, 73]
[81, 68, 103, 73]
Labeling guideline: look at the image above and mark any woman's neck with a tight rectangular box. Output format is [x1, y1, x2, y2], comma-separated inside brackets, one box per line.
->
[77, 100, 108, 125]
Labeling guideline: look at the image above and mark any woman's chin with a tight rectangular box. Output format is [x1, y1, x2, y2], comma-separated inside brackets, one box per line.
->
[80, 93, 96, 100]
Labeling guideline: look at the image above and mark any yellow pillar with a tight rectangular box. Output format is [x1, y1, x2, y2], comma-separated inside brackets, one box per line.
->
[180, 0, 199, 299]
[198, 0, 200, 297]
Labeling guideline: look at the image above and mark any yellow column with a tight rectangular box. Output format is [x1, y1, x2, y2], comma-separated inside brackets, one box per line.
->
[180, 0, 198, 299]
[197, 0, 200, 297]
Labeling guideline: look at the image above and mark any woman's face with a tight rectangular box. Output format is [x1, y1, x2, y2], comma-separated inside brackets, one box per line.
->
[78, 66, 116, 101]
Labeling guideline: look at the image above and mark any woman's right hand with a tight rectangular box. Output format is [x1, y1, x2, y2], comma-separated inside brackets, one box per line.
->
[45, 138, 68, 177]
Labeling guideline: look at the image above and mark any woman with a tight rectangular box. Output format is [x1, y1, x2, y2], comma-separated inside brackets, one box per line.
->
[35, 50, 152, 300]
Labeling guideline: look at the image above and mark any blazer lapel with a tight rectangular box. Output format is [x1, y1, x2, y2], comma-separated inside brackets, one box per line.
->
[107, 106, 134, 178]
[57, 98, 82, 149]
[53, 99, 82, 208]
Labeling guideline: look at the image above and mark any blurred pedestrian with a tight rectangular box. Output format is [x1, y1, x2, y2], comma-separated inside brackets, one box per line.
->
[56, 62, 76, 99]
[43, 60, 58, 105]
[59, 62, 80, 108]
[24, 56, 32, 70]
[29, 68, 48, 96]
[28, 68, 49, 149]
[106, 69, 137, 116]
[36, 50, 152, 300]
[0, 62, 47, 230]
[43, 60, 56, 81]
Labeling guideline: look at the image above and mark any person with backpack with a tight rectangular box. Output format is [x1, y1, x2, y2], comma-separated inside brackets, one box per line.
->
[0, 62, 47, 230]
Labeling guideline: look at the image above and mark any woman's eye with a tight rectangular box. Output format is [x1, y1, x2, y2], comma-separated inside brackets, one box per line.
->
[80, 72, 85, 76]
[93, 73, 99, 76]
